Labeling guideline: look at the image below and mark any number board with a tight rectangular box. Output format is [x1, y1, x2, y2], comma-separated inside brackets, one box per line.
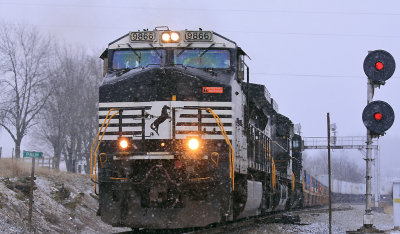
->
[129, 31, 155, 42]
[185, 31, 213, 42]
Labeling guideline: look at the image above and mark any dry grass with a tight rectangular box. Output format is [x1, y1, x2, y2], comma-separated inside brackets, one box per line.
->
[0, 158, 88, 180]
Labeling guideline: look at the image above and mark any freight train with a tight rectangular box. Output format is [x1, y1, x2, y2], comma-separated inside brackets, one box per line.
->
[90, 27, 328, 229]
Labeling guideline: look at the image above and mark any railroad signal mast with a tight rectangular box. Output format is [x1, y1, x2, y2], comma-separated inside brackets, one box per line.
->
[362, 50, 396, 229]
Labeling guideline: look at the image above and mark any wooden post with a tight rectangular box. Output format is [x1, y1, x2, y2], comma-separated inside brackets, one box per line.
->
[327, 113, 332, 234]
[28, 157, 35, 223]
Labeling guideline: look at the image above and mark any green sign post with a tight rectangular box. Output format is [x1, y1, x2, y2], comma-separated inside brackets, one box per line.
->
[23, 150, 43, 223]
[23, 151, 43, 159]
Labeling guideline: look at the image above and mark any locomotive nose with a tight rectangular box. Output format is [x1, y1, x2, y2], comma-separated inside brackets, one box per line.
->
[100, 67, 230, 103]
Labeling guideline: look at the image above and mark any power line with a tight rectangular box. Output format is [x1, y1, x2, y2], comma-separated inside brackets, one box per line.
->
[253, 72, 400, 79]
[253, 72, 361, 79]
[222, 30, 400, 39]
[1, 22, 399, 39]
[1, 1, 400, 16]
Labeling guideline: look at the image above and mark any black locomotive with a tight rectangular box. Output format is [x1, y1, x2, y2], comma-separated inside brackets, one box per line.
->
[91, 27, 325, 229]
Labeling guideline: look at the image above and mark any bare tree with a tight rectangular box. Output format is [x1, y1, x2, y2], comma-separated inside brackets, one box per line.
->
[34, 44, 101, 171]
[303, 151, 364, 183]
[0, 24, 51, 158]
[34, 70, 67, 169]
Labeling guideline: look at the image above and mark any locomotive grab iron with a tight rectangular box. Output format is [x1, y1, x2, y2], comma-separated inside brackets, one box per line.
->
[91, 27, 327, 229]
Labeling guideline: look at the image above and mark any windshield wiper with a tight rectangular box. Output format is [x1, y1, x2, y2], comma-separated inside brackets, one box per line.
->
[148, 43, 163, 59]
[176, 43, 192, 57]
[199, 43, 215, 57]
[126, 43, 141, 60]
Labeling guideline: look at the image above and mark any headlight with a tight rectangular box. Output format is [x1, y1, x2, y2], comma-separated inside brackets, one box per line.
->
[119, 139, 129, 149]
[161, 32, 170, 42]
[161, 31, 180, 43]
[170, 32, 180, 42]
[188, 138, 199, 150]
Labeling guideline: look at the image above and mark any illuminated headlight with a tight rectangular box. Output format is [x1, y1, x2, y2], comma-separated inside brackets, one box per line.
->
[161, 32, 170, 42]
[161, 31, 180, 43]
[188, 138, 199, 150]
[170, 32, 180, 42]
[119, 139, 129, 149]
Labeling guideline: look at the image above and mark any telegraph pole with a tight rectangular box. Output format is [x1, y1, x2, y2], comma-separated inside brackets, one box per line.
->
[327, 113, 332, 234]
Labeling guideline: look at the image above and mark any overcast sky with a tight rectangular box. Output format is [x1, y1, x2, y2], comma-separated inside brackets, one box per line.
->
[0, 0, 399, 176]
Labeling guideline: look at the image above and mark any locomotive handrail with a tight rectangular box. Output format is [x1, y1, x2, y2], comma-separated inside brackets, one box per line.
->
[292, 172, 295, 191]
[268, 142, 276, 190]
[210, 152, 219, 167]
[203, 108, 235, 191]
[90, 108, 119, 185]
[259, 139, 276, 191]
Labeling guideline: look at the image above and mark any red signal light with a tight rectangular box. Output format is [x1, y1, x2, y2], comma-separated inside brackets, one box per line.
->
[374, 112, 382, 121]
[375, 61, 384, 71]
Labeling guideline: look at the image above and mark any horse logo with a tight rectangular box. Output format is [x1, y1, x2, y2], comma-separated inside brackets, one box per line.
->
[150, 105, 170, 135]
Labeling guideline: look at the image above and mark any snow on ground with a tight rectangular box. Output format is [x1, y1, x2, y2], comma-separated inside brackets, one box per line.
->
[237, 204, 398, 234]
[1, 159, 399, 233]
[0, 159, 130, 234]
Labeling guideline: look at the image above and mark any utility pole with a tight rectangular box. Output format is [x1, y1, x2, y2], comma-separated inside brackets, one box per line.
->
[327, 113, 332, 234]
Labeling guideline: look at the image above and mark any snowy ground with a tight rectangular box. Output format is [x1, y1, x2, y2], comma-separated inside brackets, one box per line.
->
[236, 204, 398, 234]
[1, 159, 398, 233]
[0, 159, 131, 234]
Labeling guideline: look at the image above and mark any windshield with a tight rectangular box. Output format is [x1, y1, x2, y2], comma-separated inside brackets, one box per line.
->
[112, 49, 165, 69]
[174, 49, 230, 69]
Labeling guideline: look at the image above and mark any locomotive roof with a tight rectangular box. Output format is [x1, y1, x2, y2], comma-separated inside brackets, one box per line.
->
[105, 27, 242, 50]
[100, 27, 249, 59]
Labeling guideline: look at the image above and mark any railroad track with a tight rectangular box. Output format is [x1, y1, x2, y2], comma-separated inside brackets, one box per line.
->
[117, 205, 348, 234]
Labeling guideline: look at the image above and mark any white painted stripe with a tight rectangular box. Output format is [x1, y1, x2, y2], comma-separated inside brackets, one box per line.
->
[174, 134, 199, 139]
[99, 109, 233, 117]
[99, 119, 141, 124]
[175, 135, 232, 140]
[100, 135, 132, 140]
[99, 101, 232, 108]
[179, 102, 232, 107]
[176, 118, 234, 123]
[175, 126, 198, 131]
[175, 126, 233, 132]
[99, 128, 232, 134]
[175, 109, 233, 115]
[99, 110, 142, 116]
[99, 102, 151, 108]
[99, 127, 141, 132]
[100, 135, 232, 141]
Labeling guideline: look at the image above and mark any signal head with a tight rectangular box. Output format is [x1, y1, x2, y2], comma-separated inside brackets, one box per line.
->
[362, 100, 395, 135]
[363, 50, 396, 84]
